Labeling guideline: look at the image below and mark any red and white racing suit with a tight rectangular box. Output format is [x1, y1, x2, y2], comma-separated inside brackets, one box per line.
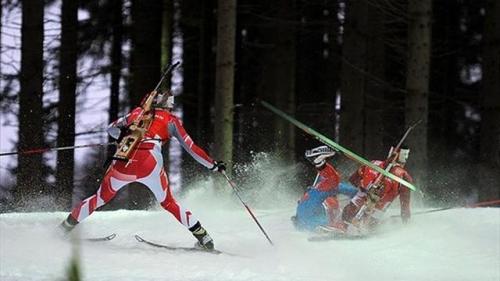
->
[69, 107, 216, 230]
[342, 160, 413, 224]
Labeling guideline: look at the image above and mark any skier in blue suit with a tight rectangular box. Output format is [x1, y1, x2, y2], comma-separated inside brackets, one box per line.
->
[292, 146, 358, 231]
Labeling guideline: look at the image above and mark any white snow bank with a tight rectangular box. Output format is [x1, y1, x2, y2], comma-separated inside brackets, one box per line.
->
[1, 204, 499, 281]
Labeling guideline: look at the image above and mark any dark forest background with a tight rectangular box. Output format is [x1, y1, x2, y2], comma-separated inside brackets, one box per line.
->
[0, 0, 498, 212]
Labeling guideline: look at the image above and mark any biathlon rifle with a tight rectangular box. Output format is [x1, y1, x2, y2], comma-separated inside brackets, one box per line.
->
[113, 62, 180, 161]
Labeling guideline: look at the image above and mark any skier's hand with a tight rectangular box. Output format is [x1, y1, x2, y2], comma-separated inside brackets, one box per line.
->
[107, 126, 122, 140]
[211, 160, 226, 173]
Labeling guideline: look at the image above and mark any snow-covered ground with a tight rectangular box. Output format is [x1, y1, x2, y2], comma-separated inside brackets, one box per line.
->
[1, 184, 499, 281]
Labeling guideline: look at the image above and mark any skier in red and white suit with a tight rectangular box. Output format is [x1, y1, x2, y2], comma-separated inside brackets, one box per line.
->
[59, 91, 225, 250]
[337, 147, 413, 232]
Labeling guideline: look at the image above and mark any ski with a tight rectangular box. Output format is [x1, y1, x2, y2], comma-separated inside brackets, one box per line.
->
[260, 100, 417, 191]
[83, 233, 117, 242]
[135, 235, 230, 255]
[308, 231, 366, 242]
[308, 232, 366, 242]
[308, 225, 367, 242]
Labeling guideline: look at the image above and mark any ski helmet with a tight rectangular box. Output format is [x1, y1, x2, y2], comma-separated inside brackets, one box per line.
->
[154, 91, 174, 109]
[305, 145, 336, 167]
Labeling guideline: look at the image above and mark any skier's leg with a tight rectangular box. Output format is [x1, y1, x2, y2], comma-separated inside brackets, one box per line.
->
[160, 176, 214, 249]
[134, 148, 200, 229]
[153, 168, 214, 249]
[341, 191, 367, 223]
[59, 165, 129, 232]
[318, 196, 354, 233]
[323, 196, 341, 225]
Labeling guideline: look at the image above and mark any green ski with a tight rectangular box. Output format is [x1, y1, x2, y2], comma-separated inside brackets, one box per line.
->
[261, 100, 417, 191]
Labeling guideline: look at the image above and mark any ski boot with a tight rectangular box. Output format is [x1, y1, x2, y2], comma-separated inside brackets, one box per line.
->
[189, 222, 214, 250]
[58, 214, 79, 235]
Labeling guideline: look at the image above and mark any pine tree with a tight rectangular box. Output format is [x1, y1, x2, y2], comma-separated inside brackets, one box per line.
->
[339, 0, 369, 153]
[479, 0, 500, 200]
[404, 0, 432, 191]
[363, 1, 386, 159]
[255, 0, 297, 161]
[214, 0, 236, 173]
[56, 0, 78, 209]
[108, 0, 123, 154]
[17, 0, 46, 204]
[128, 0, 163, 208]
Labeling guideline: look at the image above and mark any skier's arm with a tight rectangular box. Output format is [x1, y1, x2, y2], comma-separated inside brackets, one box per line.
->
[314, 163, 340, 192]
[338, 182, 358, 198]
[168, 117, 215, 169]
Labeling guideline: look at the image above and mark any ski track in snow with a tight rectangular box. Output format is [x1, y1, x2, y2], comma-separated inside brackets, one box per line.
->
[1, 195, 499, 281]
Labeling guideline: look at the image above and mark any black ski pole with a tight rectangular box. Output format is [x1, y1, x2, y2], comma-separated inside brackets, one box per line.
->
[0, 142, 116, 157]
[390, 199, 500, 218]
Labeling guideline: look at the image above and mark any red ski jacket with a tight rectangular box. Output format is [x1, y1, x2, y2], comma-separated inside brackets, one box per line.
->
[112, 107, 215, 169]
[349, 160, 413, 219]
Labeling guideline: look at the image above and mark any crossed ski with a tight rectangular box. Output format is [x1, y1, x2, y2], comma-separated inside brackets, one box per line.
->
[79, 233, 239, 256]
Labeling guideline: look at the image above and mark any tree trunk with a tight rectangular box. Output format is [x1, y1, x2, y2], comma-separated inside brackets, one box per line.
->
[161, 0, 177, 187]
[214, 0, 236, 173]
[178, 0, 207, 185]
[161, 0, 173, 74]
[324, 0, 341, 105]
[56, 0, 78, 210]
[129, 0, 163, 107]
[17, 0, 45, 203]
[479, 0, 500, 201]
[340, 1, 388, 159]
[339, 0, 368, 154]
[108, 0, 123, 155]
[128, 0, 163, 208]
[255, 0, 296, 161]
[296, 1, 326, 105]
[340, 0, 367, 154]
[180, 0, 200, 142]
[293, 1, 339, 158]
[160, 0, 172, 174]
[363, 2, 385, 159]
[197, 0, 215, 143]
[404, 0, 432, 191]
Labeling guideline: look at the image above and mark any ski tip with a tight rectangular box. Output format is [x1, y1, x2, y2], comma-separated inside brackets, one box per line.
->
[107, 233, 117, 240]
[134, 234, 145, 242]
[83, 233, 117, 242]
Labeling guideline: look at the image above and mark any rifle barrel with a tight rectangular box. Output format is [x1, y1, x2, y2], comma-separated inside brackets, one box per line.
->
[153, 61, 180, 92]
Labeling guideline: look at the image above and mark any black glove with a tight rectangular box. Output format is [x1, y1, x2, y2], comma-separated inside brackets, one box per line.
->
[211, 160, 226, 173]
